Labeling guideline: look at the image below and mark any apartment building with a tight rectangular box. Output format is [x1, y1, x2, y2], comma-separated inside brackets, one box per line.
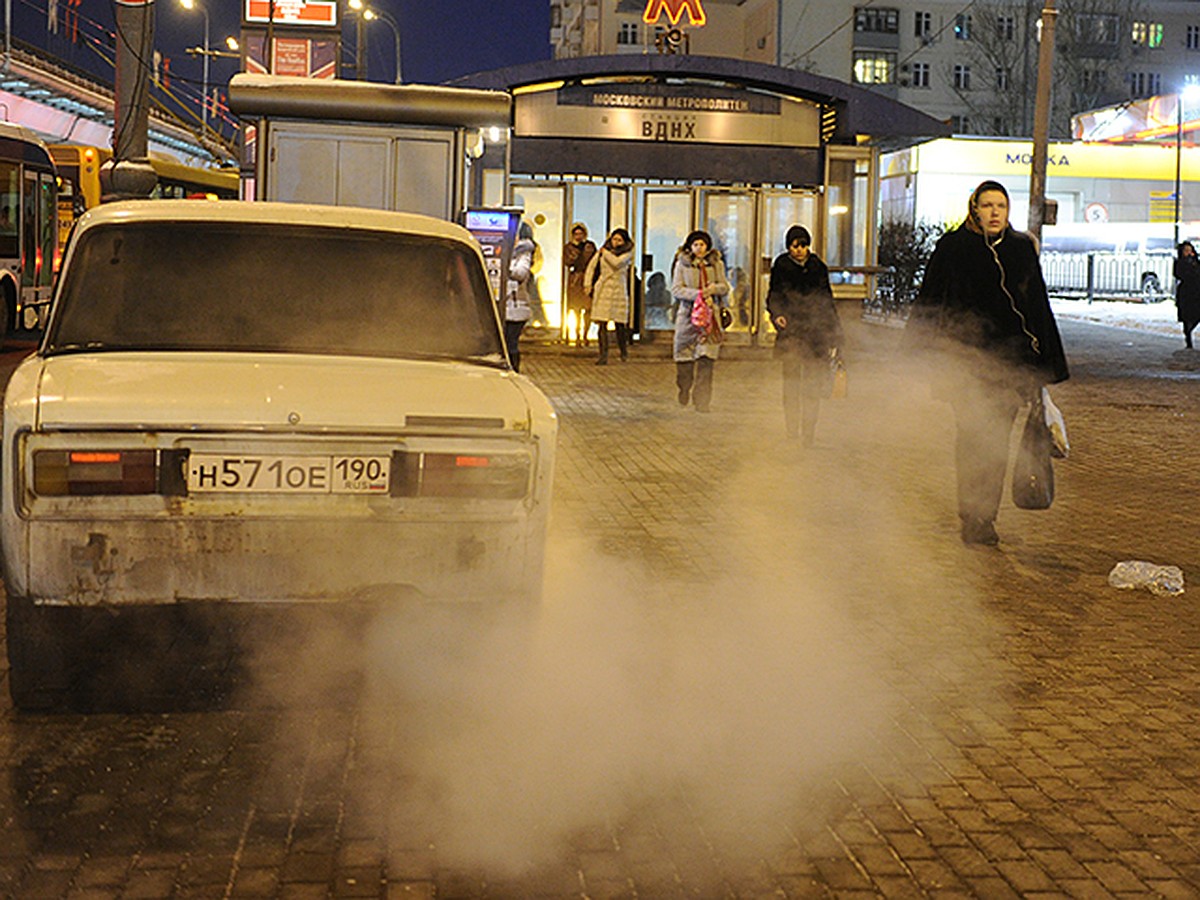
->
[551, 0, 1200, 137]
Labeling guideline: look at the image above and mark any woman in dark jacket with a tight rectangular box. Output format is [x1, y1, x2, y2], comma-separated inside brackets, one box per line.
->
[767, 224, 844, 445]
[907, 180, 1069, 546]
[1173, 241, 1200, 349]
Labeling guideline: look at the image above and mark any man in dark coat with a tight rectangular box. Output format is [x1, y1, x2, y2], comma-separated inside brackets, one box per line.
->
[767, 225, 844, 446]
[906, 180, 1069, 546]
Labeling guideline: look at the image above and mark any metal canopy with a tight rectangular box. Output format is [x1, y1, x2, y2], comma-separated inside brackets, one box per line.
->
[450, 53, 951, 148]
[228, 74, 512, 128]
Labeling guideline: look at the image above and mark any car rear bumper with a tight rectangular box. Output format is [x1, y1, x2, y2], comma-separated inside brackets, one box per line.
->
[12, 513, 547, 607]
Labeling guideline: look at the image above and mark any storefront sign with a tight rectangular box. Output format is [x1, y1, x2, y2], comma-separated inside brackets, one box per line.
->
[913, 137, 1179, 181]
[243, 0, 338, 28]
[643, 0, 706, 27]
[515, 82, 820, 149]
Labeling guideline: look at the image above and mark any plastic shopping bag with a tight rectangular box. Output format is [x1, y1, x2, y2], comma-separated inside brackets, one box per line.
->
[1042, 388, 1069, 459]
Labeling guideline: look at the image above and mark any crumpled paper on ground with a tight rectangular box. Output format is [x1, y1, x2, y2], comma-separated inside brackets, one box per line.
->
[1108, 560, 1186, 596]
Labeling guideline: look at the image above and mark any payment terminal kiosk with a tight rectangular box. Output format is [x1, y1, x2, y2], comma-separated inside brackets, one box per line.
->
[462, 207, 522, 304]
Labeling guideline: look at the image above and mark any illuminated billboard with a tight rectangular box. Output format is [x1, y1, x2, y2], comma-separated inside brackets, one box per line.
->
[243, 0, 338, 29]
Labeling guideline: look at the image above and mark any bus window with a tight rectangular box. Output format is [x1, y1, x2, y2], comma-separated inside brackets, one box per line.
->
[22, 171, 37, 288]
[0, 161, 18, 259]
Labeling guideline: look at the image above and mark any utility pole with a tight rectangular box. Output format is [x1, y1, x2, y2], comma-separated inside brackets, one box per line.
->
[1027, 0, 1057, 246]
[101, 0, 159, 200]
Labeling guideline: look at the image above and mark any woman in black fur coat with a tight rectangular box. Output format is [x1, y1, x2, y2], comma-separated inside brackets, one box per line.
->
[906, 180, 1069, 546]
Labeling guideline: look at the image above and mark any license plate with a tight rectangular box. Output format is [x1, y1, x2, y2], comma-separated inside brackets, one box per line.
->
[188, 454, 390, 494]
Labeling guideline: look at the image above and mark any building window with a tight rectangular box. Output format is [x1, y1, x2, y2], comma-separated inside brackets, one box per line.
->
[1076, 14, 1119, 45]
[950, 114, 970, 132]
[997, 15, 1015, 40]
[914, 11, 932, 39]
[954, 13, 971, 40]
[853, 51, 896, 84]
[1131, 21, 1163, 48]
[953, 64, 972, 90]
[1189, 25, 1200, 50]
[912, 61, 930, 88]
[617, 22, 640, 45]
[996, 67, 1010, 90]
[855, 7, 899, 33]
[1128, 72, 1162, 96]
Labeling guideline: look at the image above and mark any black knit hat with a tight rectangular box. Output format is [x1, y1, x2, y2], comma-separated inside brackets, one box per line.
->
[785, 225, 811, 247]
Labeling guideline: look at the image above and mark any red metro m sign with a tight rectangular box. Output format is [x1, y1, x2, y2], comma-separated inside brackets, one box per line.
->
[643, 0, 707, 27]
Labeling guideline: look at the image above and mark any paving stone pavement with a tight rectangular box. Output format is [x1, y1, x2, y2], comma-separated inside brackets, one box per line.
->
[1, 312, 1199, 899]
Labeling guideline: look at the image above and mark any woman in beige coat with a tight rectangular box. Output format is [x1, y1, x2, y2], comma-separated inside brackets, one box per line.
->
[584, 228, 634, 365]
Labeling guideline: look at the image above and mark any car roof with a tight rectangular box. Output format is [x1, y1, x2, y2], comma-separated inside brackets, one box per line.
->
[73, 200, 480, 246]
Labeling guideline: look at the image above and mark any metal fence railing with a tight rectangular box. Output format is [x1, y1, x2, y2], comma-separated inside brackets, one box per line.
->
[1040, 251, 1174, 302]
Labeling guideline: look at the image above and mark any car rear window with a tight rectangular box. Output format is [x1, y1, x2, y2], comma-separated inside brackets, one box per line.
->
[45, 221, 505, 362]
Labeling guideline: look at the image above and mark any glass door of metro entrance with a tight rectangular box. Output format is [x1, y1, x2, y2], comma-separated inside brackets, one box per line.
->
[639, 190, 691, 333]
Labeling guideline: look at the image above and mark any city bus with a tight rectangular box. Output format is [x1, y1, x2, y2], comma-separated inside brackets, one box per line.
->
[0, 122, 57, 334]
[50, 145, 239, 261]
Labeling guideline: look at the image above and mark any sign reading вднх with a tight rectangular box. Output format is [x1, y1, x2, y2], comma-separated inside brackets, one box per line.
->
[643, 0, 706, 27]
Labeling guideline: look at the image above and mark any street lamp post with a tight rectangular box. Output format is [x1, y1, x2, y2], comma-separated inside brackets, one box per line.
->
[180, 0, 210, 133]
[1174, 85, 1200, 248]
[1176, 90, 1184, 250]
[363, 8, 401, 83]
[348, 0, 367, 79]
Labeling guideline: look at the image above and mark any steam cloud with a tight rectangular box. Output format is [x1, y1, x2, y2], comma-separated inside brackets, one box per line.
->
[338, 351, 1005, 877]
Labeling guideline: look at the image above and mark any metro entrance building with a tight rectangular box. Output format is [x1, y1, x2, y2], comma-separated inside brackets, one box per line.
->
[456, 54, 949, 342]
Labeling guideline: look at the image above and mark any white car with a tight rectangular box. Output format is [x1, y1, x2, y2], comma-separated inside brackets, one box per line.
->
[2, 200, 557, 710]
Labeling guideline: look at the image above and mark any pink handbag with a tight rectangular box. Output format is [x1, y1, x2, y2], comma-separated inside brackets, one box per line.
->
[690, 291, 712, 329]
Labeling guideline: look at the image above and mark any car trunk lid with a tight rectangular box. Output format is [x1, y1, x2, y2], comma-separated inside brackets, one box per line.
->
[32, 352, 528, 434]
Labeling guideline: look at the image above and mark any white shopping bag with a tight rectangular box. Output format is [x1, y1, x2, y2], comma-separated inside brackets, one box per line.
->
[1042, 387, 1069, 459]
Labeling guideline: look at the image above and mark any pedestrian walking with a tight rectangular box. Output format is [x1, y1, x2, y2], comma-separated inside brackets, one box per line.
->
[584, 227, 635, 365]
[906, 180, 1069, 546]
[671, 230, 730, 412]
[1173, 240, 1200, 349]
[766, 225, 844, 445]
[563, 222, 597, 347]
[505, 221, 537, 373]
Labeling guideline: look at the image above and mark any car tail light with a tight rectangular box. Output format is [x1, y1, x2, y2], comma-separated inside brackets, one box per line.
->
[33, 449, 175, 496]
[392, 451, 529, 499]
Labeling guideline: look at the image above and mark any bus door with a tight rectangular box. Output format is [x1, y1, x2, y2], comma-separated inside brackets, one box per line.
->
[20, 170, 57, 328]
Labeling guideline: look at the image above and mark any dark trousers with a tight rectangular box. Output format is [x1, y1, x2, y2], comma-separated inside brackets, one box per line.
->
[676, 358, 714, 411]
[1184, 319, 1198, 348]
[781, 352, 825, 443]
[596, 323, 630, 362]
[504, 319, 527, 372]
[952, 386, 1021, 524]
